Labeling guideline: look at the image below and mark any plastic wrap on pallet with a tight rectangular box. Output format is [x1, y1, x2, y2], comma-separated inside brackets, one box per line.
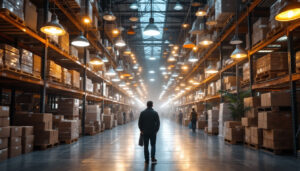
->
[218, 103, 232, 137]
[47, 60, 62, 81]
[86, 78, 93, 92]
[0, 44, 20, 70]
[21, 49, 33, 74]
[69, 70, 80, 89]
[70, 46, 78, 59]
[0, 0, 24, 20]
[62, 68, 71, 86]
[208, 109, 219, 133]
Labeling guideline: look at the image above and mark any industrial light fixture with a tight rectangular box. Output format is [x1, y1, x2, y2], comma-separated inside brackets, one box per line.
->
[71, 32, 90, 47]
[130, 3, 139, 10]
[205, 65, 218, 74]
[199, 34, 213, 46]
[149, 70, 155, 74]
[124, 47, 132, 55]
[230, 0, 243, 45]
[103, 10, 116, 21]
[129, 16, 139, 22]
[106, 67, 117, 76]
[82, 16, 91, 24]
[89, 55, 103, 65]
[230, 34, 243, 45]
[188, 52, 198, 63]
[160, 66, 166, 70]
[172, 72, 179, 77]
[149, 56, 156, 60]
[181, 65, 189, 71]
[182, 23, 189, 28]
[119, 82, 126, 87]
[189, 17, 204, 35]
[168, 55, 176, 62]
[116, 61, 124, 71]
[112, 76, 121, 82]
[40, 13, 66, 36]
[133, 64, 139, 70]
[183, 37, 195, 48]
[174, 1, 183, 10]
[115, 37, 126, 47]
[195, 8, 207, 17]
[144, 0, 160, 36]
[127, 27, 136, 35]
[112, 27, 120, 35]
[275, 1, 300, 22]
[102, 56, 109, 63]
[230, 45, 247, 59]
[149, 78, 155, 82]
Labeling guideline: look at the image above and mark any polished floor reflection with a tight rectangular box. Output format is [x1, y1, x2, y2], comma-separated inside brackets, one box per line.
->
[0, 119, 300, 171]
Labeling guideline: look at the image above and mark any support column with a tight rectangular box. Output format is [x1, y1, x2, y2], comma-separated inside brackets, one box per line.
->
[247, 5, 254, 96]
[219, 42, 224, 102]
[10, 88, 15, 125]
[287, 32, 298, 156]
[82, 45, 87, 135]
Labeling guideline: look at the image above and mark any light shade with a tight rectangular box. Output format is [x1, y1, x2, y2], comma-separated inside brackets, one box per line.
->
[188, 52, 198, 63]
[127, 27, 136, 35]
[195, 8, 207, 17]
[116, 62, 124, 72]
[149, 56, 156, 60]
[71, 33, 90, 47]
[124, 47, 131, 55]
[231, 45, 248, 59]
[205, 66, 218, 74]
[144, 18, 160, 36]
[275, 1, 300, 22]
[115, 37, 126, 47]
[129, 16, 139, 22]
[89, 55, 103, 65]
[230, 34, 243, 45]
[103, 10, 116, 21]
[102, 56, 109, 63]
[199, 35, 213, 46]
[130, 3, 139, 10]
[112, 76, 121, 82]
[133, 64, 139, 70]
[183, 37, 196, 48]
[189, 17, 205, 35]
[40, 14, 66, 36]
[106, 67, 117, 76]
[168, 56, 176, 62]
[174, 1, 183, 10]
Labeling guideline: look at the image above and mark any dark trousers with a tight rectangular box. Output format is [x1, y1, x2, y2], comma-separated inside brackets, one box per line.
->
[143, 133, 156, 161]
[191, 120, 196, 132]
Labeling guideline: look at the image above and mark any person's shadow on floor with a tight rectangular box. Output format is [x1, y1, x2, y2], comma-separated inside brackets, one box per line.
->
[144, 163, 156, 171]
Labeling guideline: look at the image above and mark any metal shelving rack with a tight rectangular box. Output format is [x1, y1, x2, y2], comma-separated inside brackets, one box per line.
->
[0, 0, 132, 135]
[173, 0, 299, 155]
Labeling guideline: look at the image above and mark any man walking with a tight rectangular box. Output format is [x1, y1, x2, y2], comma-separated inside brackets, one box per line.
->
[178, 110, 183, 125]
[138, 101, 160, 165]
[191, 108, 197, 132]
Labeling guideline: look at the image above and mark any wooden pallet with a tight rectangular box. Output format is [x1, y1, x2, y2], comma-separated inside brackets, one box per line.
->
[60, 138, 78, 144]
[244, 142, 260, 150]
[34, 142, 59, 150]
[241, 79, 250, 87]
[261, 147, 293, 155]
[48, 76, 62, 83]
[255, 70, 287, 82]
[0, 8, 25, 25]
[257, 106, 291, 112]
[225, 139, 243, 145]
[1, 66, 41, 80]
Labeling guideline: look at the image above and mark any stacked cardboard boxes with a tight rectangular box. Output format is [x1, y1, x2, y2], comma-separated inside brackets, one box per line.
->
[0, 44, 20, 70]
[58, 120, 79, 142]
[258, 91, 293, 151]
[0, 106, 10, 161]
[0, 0, 24, 20]
[223, 76, 237, 91]
[70, 46, 78, 60]
[24, 0, 37, 31]
[207, 109, 219, 134]
[252, 18, 268, 46]
[14, 113, 58, 147]
[218, 103, 232, 137]
[21, 126, 34, 154]
[20, 49, 33, 74]
[33, 54, 41, 77]
[85, 105, 101, 135]
[69, 70, 80, 89]
[58, 98, 79, 119]
[242, 62, 250, 83]
[59, 32, 69, 54]
[47, 60, 62, 82]
[215, 0, 236, 23]
[224, 121, 244, 144]
[8, 126, 22, 158]
[62, 68, 72, 86]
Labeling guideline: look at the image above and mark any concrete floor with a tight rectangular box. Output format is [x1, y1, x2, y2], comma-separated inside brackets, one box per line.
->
[0, 119, 300, 171]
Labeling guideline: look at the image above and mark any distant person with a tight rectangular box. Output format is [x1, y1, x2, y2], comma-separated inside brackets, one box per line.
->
[138, 101, 160, 165]
[130, 110, 134, 121]
[190, 108, 197, 132]
[178, 110, 183, 125]
[123, 112, 126, 123]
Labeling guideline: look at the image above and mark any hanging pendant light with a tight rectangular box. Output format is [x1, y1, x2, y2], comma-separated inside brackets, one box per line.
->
[115, 36, 126, 47]
[112, 76, 121, 82]
[127, 27, 136, 35]
[102, 56, 109, 63]
[133, 64, 139, 70]
[40, 13, 66, 36]
[129, 16, 139, 22]
[195, 8, 207, 17]
[275, 1, 300, 22]
[106, 67, 117, 76]
[116, 61, 124, 72]
[199, 34, 213, 46]
[119, 81, 126, 87]
[205, 65, 218, 74]
[183, 37, 196, 48]
[189, 17, 204, 35]
[188, 52, 198, 63]
[174, 1, 183, 10]
[130, 3, 139, 10]
[168, 55, 176, 62]
[71, 32, 90, 47]
[230, 34, 243, 45]
[89, 55, 103, 65]
[103, 10, 116, 21]
[230, 45, 247, 59]
[124, 47, 131, 55]
[144, 18, 160, 36]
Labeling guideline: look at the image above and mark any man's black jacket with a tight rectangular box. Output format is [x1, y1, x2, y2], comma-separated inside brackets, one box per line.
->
[138, 107, 160, 135]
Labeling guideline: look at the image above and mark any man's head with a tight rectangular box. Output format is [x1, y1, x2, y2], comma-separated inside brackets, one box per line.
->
[192, 108, 195, 111]
[147, 101, 153, 108]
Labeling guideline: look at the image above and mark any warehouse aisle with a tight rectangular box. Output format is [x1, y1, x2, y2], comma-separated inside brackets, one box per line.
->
[0, 119, 300, 171]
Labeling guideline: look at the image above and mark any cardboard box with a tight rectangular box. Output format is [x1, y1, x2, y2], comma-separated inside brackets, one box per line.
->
[215, 0, 236, 22]
[0, 117, 10, 127]
[0, 127, 10, 138]
[22, 135, 34, 153]
[103, 107, 111, 115]
[14, 113, 53, 130]
[241, 117, 257, 127]
[33, 54, 41, 76]
[258, 111, 292, 129]
[256, 52, 288, 76]
[58, 120, 79, 141]
[245, 108, 259, 118]
[261, 91, 290, 107]
[8, 145, 22, 158]
[103, 114, 113, 129]
[0, 148, 8, 161]
[252, 17, 268, 45]
[59, 32, 69, 54]
[224, 121, 241, 128]
[263, 129, 292, 150]
[24, 0, 37, 31]
[0, 106, 9, 117]
[35, 129, 58, 145]
[10, 126, 22, 137]
[197, 120, 207, 129]
[0, 138, 8, 150]
[9, 137, 21, 147]
[85, 125, 95, 135]
[22, 126, 34, 136]
[70, 70, 80, 89]
[250, 127, 263, 145]
[244, 97, 261, 108]
[225, 127, 244, 142]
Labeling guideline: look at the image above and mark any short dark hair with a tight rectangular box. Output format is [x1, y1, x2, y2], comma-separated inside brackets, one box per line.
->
[147, 101, 153, 108]
[192, 108, 195, 111]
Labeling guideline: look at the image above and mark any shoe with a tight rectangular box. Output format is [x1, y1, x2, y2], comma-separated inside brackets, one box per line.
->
[145, 160, 149, 165]
[151, 158, 157, 164]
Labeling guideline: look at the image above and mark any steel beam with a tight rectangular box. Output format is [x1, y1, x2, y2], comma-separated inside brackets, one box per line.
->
[10, 88, 15, 125]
